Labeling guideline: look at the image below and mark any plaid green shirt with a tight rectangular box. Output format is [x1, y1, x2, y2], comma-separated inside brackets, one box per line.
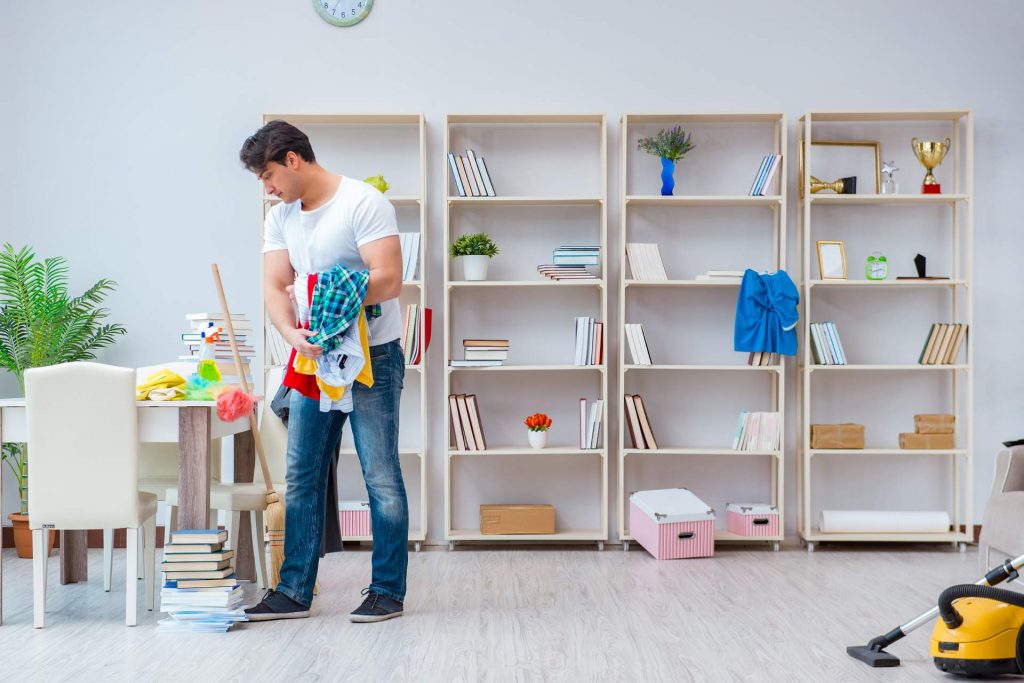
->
[306, 265, 379, 353]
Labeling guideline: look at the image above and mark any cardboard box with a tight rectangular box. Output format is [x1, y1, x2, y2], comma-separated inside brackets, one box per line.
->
[914, 414, 955, 435]
[900, 432, 956, 449]
[480, 504, 555, 534]
[811, 423, 865, 449]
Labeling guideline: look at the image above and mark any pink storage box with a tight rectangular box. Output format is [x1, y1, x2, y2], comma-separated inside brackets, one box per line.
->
[726, 503, 779, 537]
[629, 488, 715, 560]
[339, 500, 371, 537]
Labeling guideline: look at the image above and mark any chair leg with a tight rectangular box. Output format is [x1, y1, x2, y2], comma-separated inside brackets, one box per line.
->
[137, 526, 145, 580]
[168, 505, 178, 542]
[103, 529, 114, 592]
[251, 510, 268, 590]
[143, 515, 156, 611]
[125, 527, 139, 626]
[33, 529, 48, 629]
[228, 511, 242, 551]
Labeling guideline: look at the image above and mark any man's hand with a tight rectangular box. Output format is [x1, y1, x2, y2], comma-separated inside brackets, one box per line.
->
[286, 328, 322, 359]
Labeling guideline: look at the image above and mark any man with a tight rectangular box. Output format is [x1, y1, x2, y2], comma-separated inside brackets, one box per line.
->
[240, 120, 409, 622]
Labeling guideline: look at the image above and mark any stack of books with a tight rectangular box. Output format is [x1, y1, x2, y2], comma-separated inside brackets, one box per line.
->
[399, 232, 421, 282]
[447, 150, 496, 197]
[733, 412, 781, 451]
[624, 323, 653, 365]
[749, 154, 783, 196]
[537, 245, 601, 281]
[695, 270, 744, 283]
[747, 352, 779, 366]
[919, 323, 968, 365]
[810, 321, 847, 365]
[625, 243, 668, 280]
[452, 339, 508, 367]
[536, 264, 599, 281]
[574, 317, 603, 366]
[448, 394, 487, 450]
[180, 313, 255, 385]
[402, 304, 432, 365]
[158, 529, 246, 633]
[623, 394, 658, 449]
[579, 398, 605, 449]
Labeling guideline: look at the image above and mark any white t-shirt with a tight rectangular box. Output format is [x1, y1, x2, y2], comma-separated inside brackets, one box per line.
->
[262, 177, 401, 345]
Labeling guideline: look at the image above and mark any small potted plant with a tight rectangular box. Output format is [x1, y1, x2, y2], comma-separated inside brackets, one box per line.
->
[525, 412, 552, 449]
[450, 232, 499, 281]
[637, 126, 695, 196]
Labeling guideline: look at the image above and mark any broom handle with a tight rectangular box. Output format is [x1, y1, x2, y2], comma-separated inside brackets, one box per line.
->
[211, 263, 276, 493]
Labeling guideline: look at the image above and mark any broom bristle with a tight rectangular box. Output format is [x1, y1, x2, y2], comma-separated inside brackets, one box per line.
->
[265, 491, 286, 589]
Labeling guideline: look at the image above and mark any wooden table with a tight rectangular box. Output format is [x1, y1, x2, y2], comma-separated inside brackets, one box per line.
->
[0, 399, 256, 625]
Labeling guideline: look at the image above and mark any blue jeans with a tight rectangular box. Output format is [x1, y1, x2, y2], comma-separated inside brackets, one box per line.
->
[276, 340, 409, 607]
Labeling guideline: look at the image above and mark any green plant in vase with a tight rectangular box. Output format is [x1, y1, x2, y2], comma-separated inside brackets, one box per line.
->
[637, 126, 695, 196]
[449, 232, 499, 281]
[0, 243, 126, 556]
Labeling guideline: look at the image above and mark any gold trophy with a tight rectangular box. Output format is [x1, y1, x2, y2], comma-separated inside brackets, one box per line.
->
[810, 175, 856, 194]
[911, 137, 950, 194]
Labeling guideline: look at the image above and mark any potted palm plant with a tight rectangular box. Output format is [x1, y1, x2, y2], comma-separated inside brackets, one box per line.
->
[0, 243, 126, 557]
[449, 232, 499, 281]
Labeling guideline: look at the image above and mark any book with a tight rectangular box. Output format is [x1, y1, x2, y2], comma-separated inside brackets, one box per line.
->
[163, 543, 224, 554]
[461, 155, 481, 196]
[400, 232, 421, 281]
[160, 550, 234, 562]
[464, 339, 510, 348]
[477, 157, 497, 197]
[626, 243, 668, 280]
[466, 149, 492, 197]
[463, 350, 509, 360]
[749, 155, 772, 196]
[166, 576, 239, 589]
[466, 394, 487, 450]
[455, 395, 477, 450]
[927, 324, 950, 365]
[170, 529, 228, 545]
[449, 394, 467, 451]
[448, 153, 466, 197]
[455, 156, 475, 197]
[161, 560, 232, 572]
[624, 395, 645, 449]
[733, 412, 780, 451]
[164, 567, 235, 580]
[633, 395, 658, 450]
[757, 155, 783, 196]
[946, 324, 968, 364]
[919, 323, 939, 364]
[579, 398, 588, 449]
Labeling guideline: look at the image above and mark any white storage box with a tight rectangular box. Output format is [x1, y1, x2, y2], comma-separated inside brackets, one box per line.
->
[629, 488, 715, 560]
[726, 503, 779, 537]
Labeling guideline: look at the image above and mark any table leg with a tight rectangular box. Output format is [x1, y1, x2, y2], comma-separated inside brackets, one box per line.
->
[178, 407, 212, 530]
[233, 428, 256, 581]
[59, 531, 88, 584]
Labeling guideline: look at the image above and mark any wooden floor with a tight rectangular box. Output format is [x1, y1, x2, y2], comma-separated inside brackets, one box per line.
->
[0, 543, 998, 682]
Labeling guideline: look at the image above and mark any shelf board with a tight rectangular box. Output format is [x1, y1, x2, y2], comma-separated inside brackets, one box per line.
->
[715, 530, 783, 542]
[263, 113, 422, 125]
[625, 448, 780, 457]
[448, 529, 606, 541]
[802, 531, 971, 543]
[802, 110, 969, 122]
[625, 364, 780, 372]
[264, 194, 420, 206]
[449, 279, 603, 288]
[404, 364, 423, 372]
[625, 113, 783, 124]
[625, 195, 781, 207]
[448, 364, 603, 372]
[625, 279, 740, 288]
[339, 448, 424, 457]
[449, 447, 604, 457]
[807, 193, 968, 205]
[809, 448, 967, 456]
[447, 196, 602, 206]
[447, 114, 604, 125]
[808, 364, 968, 371]
[401, 280, 421, 288]
[807, 279, 965, 288]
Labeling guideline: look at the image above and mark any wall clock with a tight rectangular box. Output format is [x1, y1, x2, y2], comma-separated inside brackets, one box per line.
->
[313, 0, 373, 27]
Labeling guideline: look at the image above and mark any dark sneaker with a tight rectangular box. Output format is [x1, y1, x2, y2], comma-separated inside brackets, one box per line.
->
[349, 588, 404, 623]
[244, 589, 310, 622]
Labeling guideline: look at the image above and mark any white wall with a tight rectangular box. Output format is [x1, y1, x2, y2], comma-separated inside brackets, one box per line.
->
[2, 0, 1023, 544]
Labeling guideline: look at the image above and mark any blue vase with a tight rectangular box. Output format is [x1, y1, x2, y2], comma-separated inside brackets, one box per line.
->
[660, 157, 676, 196]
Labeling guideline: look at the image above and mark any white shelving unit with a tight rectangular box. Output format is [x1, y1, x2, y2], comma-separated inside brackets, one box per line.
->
[443, 113, 609, 549]
[258, 113, 428, 551]
[618, 113, 787, 552]
[796, 110, 973, 552]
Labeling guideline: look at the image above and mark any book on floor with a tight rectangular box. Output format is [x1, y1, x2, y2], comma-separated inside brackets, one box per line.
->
[169, 529, 228, 545]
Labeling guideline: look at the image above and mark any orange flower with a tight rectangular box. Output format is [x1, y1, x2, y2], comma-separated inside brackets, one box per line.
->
[525, 412, 552, 431]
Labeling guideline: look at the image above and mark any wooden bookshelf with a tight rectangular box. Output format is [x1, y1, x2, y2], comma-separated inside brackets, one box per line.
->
[796, 110, 973, 552]
[618, 113, 787, 552]
[443, 113, 609, 549]
[258, 113, 428, 550]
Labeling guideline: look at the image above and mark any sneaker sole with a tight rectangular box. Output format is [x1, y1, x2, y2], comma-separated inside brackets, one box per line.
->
[245, 610, 310, 622]
[349, 611, 403, 623]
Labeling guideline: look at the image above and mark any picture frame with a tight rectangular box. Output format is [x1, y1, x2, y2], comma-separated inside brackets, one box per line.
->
[799, 139, 881, 198]
[816, 240, 847, 280]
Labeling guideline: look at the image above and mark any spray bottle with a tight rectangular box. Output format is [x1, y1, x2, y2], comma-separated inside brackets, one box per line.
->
[197, 322, 223, 383]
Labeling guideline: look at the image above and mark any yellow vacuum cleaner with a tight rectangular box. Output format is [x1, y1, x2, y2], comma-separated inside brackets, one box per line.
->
[849, 553, 1024, 675]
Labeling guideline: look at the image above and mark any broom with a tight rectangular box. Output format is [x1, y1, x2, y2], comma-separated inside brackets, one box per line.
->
[211, 264, 287, 588]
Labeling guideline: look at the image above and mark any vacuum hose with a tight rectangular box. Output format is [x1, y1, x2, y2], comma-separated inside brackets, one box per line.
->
[938, 584, 1024, 629]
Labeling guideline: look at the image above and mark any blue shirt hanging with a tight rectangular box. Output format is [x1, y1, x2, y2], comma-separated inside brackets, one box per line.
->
[734, 269, 799, 356]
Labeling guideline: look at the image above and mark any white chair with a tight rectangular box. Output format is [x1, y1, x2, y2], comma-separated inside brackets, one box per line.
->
[26, 362, 157, 628]
[164, 366, 289, 589]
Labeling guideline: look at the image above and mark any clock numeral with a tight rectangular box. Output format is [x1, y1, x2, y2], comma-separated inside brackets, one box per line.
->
[340, 11, 346, 17]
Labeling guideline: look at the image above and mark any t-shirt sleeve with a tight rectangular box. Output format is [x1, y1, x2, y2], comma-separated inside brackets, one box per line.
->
[262, 206, 288, 253]
[353, 191, 399, 248]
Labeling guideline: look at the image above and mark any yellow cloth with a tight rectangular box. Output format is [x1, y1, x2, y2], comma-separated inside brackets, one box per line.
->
[295, 311, 374, 402]
[136, 369, 187, 401]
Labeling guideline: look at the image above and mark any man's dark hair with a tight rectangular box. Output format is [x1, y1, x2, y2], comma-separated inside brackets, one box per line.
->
[239, 120, 316, 174]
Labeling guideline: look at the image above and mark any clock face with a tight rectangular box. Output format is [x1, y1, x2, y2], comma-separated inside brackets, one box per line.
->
[866, 256, 888, 280]
[314, 0, 373, 27]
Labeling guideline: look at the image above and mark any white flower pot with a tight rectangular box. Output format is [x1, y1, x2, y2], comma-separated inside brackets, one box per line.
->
[462, 255, 489, 281]
[528, 430, 547, 449]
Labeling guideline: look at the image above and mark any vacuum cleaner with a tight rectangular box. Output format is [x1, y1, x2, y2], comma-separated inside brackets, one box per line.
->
[849, 552, 1024, 675]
